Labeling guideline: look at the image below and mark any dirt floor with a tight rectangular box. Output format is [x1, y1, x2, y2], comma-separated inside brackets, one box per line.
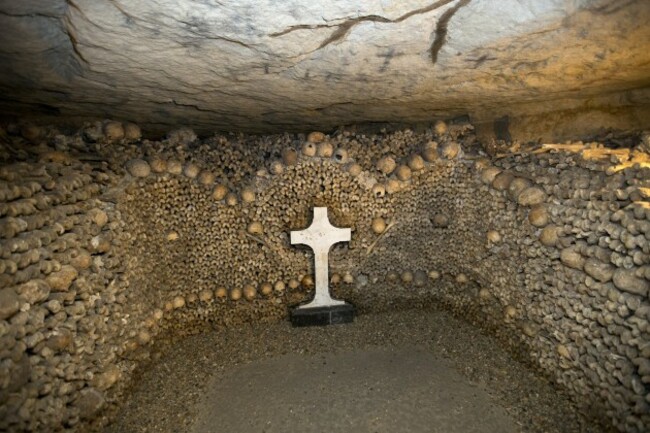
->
[191, 347, 519, 433]
[104, 309, 614, 433]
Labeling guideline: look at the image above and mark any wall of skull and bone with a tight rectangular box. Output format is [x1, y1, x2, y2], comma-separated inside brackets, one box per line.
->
[0, 120, 648, 432]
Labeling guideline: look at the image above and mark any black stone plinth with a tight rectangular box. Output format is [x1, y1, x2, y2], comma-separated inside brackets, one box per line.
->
[290, 303, 355, 327]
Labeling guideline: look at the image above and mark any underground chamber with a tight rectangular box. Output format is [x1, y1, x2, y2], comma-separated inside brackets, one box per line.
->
[0, 123, 648, 432]
[0, 0, 649, 432]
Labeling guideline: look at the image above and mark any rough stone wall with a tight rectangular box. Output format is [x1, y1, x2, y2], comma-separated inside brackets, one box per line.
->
[0, 120, 649, 432]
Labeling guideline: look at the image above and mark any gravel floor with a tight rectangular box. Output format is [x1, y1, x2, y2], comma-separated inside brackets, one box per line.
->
[191, 347, 519, 433]
[103, 309, 615, 433]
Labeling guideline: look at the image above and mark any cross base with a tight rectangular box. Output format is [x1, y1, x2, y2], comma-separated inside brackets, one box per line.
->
[290, 303, 355, 327]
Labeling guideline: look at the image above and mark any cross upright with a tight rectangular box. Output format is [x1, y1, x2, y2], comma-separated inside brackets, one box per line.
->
[290, 207, 350, 309]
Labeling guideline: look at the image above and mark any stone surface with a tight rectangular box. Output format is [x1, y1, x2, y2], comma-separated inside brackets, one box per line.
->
[1, 1, 649, 139]
[192, 347, 518, 433]
[106, 310, 605, 433]
[290, 207, 350, 309]
[290, 303, 355, 327]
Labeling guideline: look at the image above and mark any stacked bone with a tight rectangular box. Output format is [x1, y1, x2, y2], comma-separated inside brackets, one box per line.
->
[0, 119, 648, 433]
[476, 147, 650, 433]
[115, 123, 481, 326]
[0, 152, 139, 431]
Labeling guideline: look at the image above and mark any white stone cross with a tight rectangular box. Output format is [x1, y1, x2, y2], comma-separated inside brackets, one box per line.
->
[290, 207, 350, 309]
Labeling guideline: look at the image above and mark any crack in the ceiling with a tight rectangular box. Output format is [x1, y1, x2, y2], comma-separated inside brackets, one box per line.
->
[430, 0, 472, 66]
[270, 0, 459, 53]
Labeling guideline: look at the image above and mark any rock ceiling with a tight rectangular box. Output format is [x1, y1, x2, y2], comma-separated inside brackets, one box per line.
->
[0, 0, 649, 140]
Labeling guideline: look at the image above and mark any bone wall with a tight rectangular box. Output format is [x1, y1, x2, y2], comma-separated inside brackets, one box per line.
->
[0, 121, 648, 432]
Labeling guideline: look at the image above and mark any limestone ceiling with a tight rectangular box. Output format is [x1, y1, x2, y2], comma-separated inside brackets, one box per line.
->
[0, 0, 649, 138]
